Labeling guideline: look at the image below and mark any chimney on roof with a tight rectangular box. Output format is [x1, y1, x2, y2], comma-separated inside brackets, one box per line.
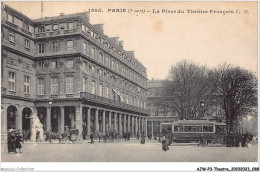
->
[119, 41, 124, 48]
[59, 13, 65, 16]
[128, 51, 135, 57]
[110, 37, 119, 46]
[93, 24, 104, 34]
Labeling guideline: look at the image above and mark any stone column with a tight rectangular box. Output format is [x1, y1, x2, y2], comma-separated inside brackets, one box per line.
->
[16, 105, 23, 132]
[46, 107, 51, 131]
[60, 106, 65, 133]
[131, 115, 134, 137]
[102, 110, 106, 133]
[135, 116, 138, 136]
[128, 115, 130, 132]
[119, 113, 122, 135]
[145, 117, 148, 137]
[123, 114, 126, 133]
[1, 105, 7, 141]
[95, 109, 99, 131]
[114, 112, 117, 132]
[87, 108, 91, 136]
[108, 111, 111, 130]
[138, 117, 141, 135]
[71, 113, 75, 129]
[151, 121, 154, 137]
[75, 105, 83, 137]
[57, 108, 61, 133]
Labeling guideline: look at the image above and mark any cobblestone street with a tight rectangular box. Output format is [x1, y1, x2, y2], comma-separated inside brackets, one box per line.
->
[2, 139, 258, 162]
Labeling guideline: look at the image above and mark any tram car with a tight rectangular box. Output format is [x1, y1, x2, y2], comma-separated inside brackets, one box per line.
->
[160, 120, 226, 144]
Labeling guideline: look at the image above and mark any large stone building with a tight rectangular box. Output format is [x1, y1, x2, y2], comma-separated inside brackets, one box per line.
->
[146, 80, 179, 136]
[146, 80, 226, 136]
[1, 3, 149, 141]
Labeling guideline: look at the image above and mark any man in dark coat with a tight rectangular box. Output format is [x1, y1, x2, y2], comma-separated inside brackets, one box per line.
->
[140, 131, 145, 144]
[7, 130, 17, 153]
[15, 131, 23, 153]
[162, 135, 169, 151]
[90, 131, 94, 144]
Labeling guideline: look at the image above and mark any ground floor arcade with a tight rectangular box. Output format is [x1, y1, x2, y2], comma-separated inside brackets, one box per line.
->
[1, 98, 148, 141]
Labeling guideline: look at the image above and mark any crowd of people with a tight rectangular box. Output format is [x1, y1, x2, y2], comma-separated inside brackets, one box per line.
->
[225, 132, 254, 147]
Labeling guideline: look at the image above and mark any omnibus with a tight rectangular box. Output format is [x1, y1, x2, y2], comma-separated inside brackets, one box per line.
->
[160, 120, 226, 144]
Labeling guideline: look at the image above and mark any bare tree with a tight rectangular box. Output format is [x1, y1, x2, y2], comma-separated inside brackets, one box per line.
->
[161, 60, 212, 120]
[210, 64, 257, 132]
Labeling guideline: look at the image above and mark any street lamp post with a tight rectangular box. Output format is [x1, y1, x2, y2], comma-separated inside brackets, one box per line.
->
[200, 100, 205, 119]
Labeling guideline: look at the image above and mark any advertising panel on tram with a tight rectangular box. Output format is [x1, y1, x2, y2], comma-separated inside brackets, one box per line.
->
[160, 120, 226, 144]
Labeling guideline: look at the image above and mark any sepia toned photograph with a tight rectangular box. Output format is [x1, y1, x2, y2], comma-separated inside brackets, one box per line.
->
[0, 0, 258, 171]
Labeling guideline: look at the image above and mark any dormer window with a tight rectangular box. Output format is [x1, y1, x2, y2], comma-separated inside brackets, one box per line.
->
[52, 24, 59, 31]
[23, 22, 29, 31]
[7, 13, 14, 23]
[39, 26, 45, 33]
[68, 22, 74, 29]
[81, 24, 86, 32]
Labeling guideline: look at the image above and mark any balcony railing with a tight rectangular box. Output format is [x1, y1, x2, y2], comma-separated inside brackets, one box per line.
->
[80, 92, 149, 115]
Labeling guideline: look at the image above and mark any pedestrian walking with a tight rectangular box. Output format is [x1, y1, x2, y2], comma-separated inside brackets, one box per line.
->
[162, 135, 169, 151]
[154, 132, 157, 140]
[15, 131, 23, 153]
[7, 129, 17, 153]
[140, 131, 145, 144]
[36, 130, 41, 142]
[90, 131, 94, 144]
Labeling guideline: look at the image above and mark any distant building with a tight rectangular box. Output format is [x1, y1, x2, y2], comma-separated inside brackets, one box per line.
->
[146, 80, 226, 136]
[146, 80, 179, 136]
[1, 3, 149, 141]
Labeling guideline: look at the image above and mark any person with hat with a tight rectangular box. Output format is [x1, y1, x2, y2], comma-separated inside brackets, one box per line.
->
[90, 131, 94, 144]
[140, 131, 145, 144]
[15, 130, 23, 153]
[7, 129, 17, 153]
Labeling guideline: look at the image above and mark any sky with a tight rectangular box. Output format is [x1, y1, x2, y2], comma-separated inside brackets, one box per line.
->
[4, 1, 258, 80]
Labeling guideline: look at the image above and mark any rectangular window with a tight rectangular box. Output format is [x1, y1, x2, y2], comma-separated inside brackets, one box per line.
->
[91, 81, 96, 94]
[38, 78, 44, 95]
[82, 62, 88, 73]
[91, 65, 95, 74]
[83, 77, 88, 92]
[106, 86, 109, 98]
[39, 26, 45, 33]
[38, 62, 44, 69]
[66, 77, 73, 93]
[51, 61, 58, 69]
[7, 13, 14, 23]
[83, 42, 87, 52]
[111, 60, 114, 70]
[66, 60, 73, 68]
[23, 22, 29, 31]
[24, 76, 30, 93]
[99, 52, 103, 63]
[51, 78, 58, 94]
[39, 44, 45, 53]
[91, 47, 95, 58]
[67, 40, 73, 51]
[52, 42, 58, 52]
[106, 56, 109, 66]
[52, 24, 59, 30]
[25, 39, 30, 49]
[81, 24, 86, 32]
[99, 69, 103, 77]
[8, 72, 16, 91]
[9, 32, 15, 43]
[99, 84, 103, 97]
[68, 22, 74, 29]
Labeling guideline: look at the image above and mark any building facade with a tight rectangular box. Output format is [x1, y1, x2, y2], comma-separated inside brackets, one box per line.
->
[1, 3, 149, 141]
[146, 80, 226, 136]
[146, 80, 179, 136]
